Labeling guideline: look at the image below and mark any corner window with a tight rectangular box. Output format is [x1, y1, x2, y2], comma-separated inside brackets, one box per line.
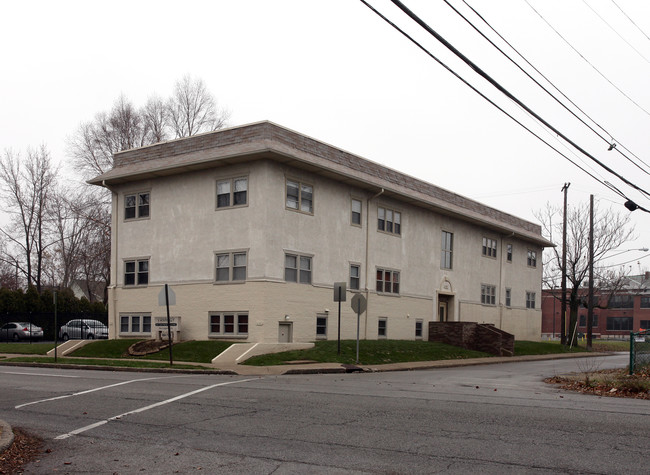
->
[316, 314, 328, 339]
[120, 314, 151, 334]
[441, 231, 453, 269]
[481, 284, 496, 305]
[506, 244, 513, 262]
[527, 250, 537, 268]
[286, 180, 313, 214]
[125, 192, 150, 220]
[124, 259, 149, 286]
[349, 264, 360, 290]
[209, 312, 248, 337]
[505, 288, 511, 307]
[351, 198, 362, 226]
[526, 291, 536, 309]
[215, 251, 247, 282]
[217, 177, 248, 208]
[376, 268, 400, 294]
[378, 207, 401, 235]
[482, 237, 497, 258]
[378, 318, 387, 338]
[285, 254, 312, 284]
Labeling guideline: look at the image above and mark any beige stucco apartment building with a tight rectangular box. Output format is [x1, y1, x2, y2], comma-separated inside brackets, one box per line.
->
[90, 121, 552, 343]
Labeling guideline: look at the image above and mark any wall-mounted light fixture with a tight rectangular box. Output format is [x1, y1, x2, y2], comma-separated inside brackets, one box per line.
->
[284, 315, 290, 320]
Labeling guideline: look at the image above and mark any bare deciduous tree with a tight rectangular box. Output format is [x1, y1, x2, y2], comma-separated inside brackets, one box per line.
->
[536, 201, 635, 345]
[142, 94, 169, 144]
[0, 146, 58, 292]
[167, 75, 229, 138]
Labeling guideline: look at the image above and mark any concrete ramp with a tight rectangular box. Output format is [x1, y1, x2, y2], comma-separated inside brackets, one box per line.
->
[212, 342, 314, 365]
[46, 340, 92, 357]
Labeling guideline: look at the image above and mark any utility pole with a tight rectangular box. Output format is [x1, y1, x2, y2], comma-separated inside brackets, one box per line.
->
[561, 183, 570, 346]
[587, 194, 594, 350]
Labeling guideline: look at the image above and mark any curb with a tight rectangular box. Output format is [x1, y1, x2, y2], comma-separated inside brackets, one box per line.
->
[0, 419, 14, 454]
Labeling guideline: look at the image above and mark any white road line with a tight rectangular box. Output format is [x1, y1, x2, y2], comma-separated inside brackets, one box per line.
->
[1, 371, 80, 378]
[55, 378, 259, 440]
[15, 376, 185, 409]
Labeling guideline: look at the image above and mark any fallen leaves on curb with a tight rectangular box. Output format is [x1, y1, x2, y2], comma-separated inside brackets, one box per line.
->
[0, 428, 43, 474]
[545, 367, 650, 400]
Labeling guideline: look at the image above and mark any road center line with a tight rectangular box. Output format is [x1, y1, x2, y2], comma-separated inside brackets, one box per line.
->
[15, 375, 187, 409]
[54, 378, 259, 440]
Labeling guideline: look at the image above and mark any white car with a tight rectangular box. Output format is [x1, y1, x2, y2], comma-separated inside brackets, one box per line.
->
[59, 319, 108, 340]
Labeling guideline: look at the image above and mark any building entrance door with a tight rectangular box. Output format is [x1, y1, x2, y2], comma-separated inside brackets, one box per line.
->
[438, 301, 448, 322]
[278, 322, 292, 343]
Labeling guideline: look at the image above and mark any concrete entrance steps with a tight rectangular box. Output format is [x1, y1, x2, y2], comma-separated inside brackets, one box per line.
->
[212, 342, 314, 365]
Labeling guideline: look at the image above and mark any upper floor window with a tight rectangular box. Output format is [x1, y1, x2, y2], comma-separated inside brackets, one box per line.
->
[215, 251, 247, 282]
[482, 237, 497, 258]
[124, 259, 149, 286]
[376, 268, 400, 294]
[608, 295, 634, 309]
[285, 254, 312, 284]
[506, 244, 513, 262]
[378, 207, 401, 235]
[527, 250, 537, 267]
[481, 284, 496, 305]
[351, 198, 362, 226]
[217, 177, 248, 208]
[350, 264, 360, 290]
[641, 296, 650, 308]
[441, 231, 453, 269]
[125, 192, 150, 220]
[286, 180, 313, 214]
[526, 291, 536, 309]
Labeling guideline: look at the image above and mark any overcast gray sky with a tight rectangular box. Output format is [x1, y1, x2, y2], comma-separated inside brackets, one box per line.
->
[2, 0, 649, 271]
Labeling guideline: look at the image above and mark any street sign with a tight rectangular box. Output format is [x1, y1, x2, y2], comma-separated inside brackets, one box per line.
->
[158, 286, 176, 306]
[333, 282, 346, 302]
[351, 293, 367, 314]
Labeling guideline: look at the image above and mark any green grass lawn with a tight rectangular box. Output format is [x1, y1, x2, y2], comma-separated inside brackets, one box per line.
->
[67, 339, 233, 363]
[1, 356, 209, 370]
[0, 343, 54, 355]
[243, 340, 492, 366]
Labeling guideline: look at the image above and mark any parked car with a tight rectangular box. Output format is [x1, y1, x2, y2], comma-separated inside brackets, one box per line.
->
[0, 322, 44, 341]
[59, 319, 108, 341]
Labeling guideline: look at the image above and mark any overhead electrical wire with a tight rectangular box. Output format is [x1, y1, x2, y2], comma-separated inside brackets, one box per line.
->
[611, 0, 650, 44]
[458, 0, 650, 174]
[383, 0, 650, 206]
[581, 0, 650, 66]
[524, 0, 650, 119]
[356, 0, 622, 201]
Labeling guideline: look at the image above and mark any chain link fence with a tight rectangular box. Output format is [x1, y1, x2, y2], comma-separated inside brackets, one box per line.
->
[629, 329, 650, 375]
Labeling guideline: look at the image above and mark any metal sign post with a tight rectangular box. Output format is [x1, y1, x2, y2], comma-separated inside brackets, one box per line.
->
[159, 284, 176, 365]
[333, 282, 347, 355]
[53, 291, 58, 363]
[350, 293, 367, 364]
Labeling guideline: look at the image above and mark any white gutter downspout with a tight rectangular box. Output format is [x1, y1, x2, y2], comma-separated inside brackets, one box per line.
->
[364, 188, 384, 339]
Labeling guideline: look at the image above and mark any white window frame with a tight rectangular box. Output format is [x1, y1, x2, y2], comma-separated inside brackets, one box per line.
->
[378, 317, 388, 338]
[482, 237, 497, 258]
[124, 258, 149, 287]
[119, 314, 152, 335]
[526, 291, 536, 309]
[527, 250, 537, 268]
[209, 312, 249, 338]
[376, 268, 400, 295]
[215, 251, 248, 283]
[415, 319, 423, 339]
[216, 176, 248, 209]
[316, 314, 328, 339]
[349, 263, 361, 291]
[505, 288, 511, 307]
[285, 253, 312, 284]
[481, 284, 496, 305]
[506, 244, 513, 262]
[124, 191, 150, 221]
[441, 231, 453, 269]
[351, 198, 362, 226]
[286, 179, 314, 214]
[377, 206, 401, 236]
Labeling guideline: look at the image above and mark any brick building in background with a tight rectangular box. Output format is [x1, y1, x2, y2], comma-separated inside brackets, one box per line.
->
[542, 273, 650, 340]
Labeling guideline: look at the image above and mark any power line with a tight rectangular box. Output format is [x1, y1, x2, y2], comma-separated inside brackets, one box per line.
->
[611, 0, 650, 44]
[458, 0, 650, 174]
[385, 0, 650, 203]
[581, 0, 650, 66]
[524, 0, 650, 119]
[357, 0, 623, 201]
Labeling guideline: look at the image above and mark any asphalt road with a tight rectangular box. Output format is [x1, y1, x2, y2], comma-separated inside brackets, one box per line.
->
[1, 354, 648, 474]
